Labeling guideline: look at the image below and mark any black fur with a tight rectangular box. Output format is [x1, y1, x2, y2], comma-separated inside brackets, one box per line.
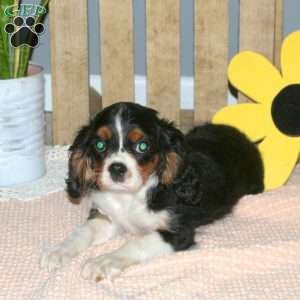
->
[150, 123, 264, 250]
[66, 102, 264, 251]
[65, 126, 90, 200]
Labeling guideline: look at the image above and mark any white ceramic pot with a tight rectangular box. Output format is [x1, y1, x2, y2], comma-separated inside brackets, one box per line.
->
[0, 64, 46, 186]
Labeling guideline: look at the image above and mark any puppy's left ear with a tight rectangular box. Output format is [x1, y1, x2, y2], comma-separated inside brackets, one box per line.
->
[157, 119, 185, 185]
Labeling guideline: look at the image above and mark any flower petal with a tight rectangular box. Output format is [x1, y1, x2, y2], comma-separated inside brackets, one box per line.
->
[281, 31, 300, 84]
[258, 133, 300, 190]
[228, 51, 284, 104]
[213, 103, 267, 142]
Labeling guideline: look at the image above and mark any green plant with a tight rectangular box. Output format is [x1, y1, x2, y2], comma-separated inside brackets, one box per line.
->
[0, 0, 48, 79]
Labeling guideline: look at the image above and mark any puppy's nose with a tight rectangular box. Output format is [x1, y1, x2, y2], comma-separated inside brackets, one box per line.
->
[109, 162, 127, 182]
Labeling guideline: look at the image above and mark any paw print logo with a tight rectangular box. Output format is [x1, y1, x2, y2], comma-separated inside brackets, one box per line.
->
[4, 16, 45, 48]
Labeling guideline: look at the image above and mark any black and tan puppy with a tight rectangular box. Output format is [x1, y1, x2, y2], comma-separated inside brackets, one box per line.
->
[41, 102, 264, 281]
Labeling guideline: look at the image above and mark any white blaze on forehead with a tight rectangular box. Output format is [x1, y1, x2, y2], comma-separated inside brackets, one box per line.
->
[102, 112, 144, 192]
[115, 113, 123, 152]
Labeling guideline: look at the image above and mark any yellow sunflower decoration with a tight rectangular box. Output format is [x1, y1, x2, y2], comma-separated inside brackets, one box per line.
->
[213, 31, 300, 190]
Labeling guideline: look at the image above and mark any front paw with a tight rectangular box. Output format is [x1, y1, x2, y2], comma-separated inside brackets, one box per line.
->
[40, 245, 73, 272]
[81, 253, 135, 282]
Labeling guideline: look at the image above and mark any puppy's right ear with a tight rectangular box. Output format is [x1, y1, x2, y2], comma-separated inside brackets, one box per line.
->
[66, 125, 94, 204]
[157, 119, 185, 185]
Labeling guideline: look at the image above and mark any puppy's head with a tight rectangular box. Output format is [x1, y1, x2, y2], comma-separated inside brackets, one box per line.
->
[66, 102, 184, 203]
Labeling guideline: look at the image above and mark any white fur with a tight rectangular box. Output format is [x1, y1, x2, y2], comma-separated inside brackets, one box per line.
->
[100, 113, 144, 193]
[40, 217, 118, 272]
[116, 114, 123, 152]
[101, 151, 144, 193]
[81, 175, 174, 281]
[81, 232, 174, 281]
[41, 112, 174, 280]
[91, 175, 170, 234]
[41, 175, 172, 277]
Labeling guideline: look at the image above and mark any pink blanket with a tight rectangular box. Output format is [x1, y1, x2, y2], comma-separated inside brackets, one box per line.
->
[1, 168, 300, 300]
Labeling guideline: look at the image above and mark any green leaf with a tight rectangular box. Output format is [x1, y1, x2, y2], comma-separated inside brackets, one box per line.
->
[17, 0, 49, 77]
[0, 0, 48, 79]
[0, 1, 17, 79]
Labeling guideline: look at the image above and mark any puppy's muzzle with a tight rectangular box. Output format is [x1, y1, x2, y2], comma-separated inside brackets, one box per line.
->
[109, 162, 127, 182]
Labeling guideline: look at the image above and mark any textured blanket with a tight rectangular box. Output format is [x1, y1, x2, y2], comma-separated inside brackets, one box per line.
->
[1, 167, 300, 300]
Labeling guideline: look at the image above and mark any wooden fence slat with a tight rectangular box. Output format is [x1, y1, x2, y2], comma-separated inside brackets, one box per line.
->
[100, 0, 134, 106]
[146, 0, 180, 124]
[239, 0, 277, 102]
[180, 109, 194, 133]
[194, 0, 229, 124]
[274, 0, 284, 68]
[50, 0, 89, 145]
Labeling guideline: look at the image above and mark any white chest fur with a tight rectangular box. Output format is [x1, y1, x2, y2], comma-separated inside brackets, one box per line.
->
[89, 176, 170, 234]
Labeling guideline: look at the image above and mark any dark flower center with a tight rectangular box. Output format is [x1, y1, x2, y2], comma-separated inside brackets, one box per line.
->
[271, 84, 300, 137]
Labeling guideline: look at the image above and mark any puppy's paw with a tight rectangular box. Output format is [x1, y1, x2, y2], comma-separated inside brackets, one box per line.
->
[40, 245, 74, 272]
[81, 253, 136, 282]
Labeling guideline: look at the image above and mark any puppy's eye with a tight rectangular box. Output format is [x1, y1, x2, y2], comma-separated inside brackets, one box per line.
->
[136, 141, 149, 153]
[95, 140, 106, 152]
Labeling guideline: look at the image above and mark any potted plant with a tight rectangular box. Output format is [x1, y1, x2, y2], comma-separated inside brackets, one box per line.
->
[0, 0, 48, 186]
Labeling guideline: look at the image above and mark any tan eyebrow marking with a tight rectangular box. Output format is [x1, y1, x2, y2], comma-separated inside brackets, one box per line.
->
[127, 128, 144, 143]
[97, 126, 112, 140]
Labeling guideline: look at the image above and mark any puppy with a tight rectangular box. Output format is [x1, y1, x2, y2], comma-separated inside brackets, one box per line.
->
[41, 102, 264, 281]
